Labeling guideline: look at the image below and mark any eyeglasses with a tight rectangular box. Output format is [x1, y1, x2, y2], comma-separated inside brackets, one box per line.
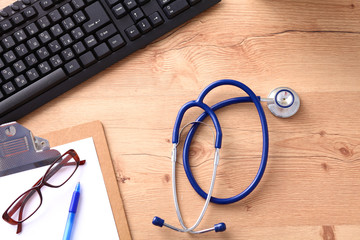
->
[2, 149, 85, 234]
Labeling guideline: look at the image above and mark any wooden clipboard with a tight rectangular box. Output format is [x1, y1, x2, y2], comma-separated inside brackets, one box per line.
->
[40, 121, 132, 240]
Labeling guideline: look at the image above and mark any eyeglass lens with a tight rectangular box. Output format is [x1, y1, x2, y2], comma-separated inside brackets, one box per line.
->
[44, 152, 78, 187]
[10, 189, 42, 223]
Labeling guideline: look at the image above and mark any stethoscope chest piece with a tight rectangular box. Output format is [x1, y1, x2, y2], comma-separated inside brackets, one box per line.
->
[266, 87, 300, 118]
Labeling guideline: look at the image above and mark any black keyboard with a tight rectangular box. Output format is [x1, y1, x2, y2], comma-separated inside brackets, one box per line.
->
[0, 0, 220, 123]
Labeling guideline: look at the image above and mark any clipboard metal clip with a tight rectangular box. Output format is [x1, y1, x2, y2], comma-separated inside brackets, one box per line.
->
[0, 122, 61, 177]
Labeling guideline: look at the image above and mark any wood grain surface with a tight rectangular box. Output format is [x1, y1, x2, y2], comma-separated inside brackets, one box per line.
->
[1, 0, 360, 239]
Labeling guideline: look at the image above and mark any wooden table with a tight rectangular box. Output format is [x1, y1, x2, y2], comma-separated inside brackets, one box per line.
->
[1, 0, 360, 239]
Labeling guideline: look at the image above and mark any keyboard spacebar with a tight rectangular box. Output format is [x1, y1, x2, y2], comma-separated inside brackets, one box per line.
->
[0, 68, 68, 115]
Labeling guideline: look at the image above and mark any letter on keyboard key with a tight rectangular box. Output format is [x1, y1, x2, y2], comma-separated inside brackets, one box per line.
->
[83, 2, 110, 33]
[0, 69, 67, 115]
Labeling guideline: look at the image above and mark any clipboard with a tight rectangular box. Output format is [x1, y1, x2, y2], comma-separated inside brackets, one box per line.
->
[40, 121, 132, 240]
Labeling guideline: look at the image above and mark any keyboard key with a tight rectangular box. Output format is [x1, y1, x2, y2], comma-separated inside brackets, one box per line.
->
[23, 7, 37, 19]
[64, 59, 82, 75]
[0, 20, 12, 32]
[25, 53, 38, 67]
[26, 23, 39, 36]
[71, 27, 84, 40]
[79, 51, 96, 67]
[0, 59, 4, 69]
[83, 2, 110, 33]
[38, 61, 52, 74]
[1, 67, 14, 81]
[26, 68, 39, 81]
[149, 12, 164, 27]
[2, 82, 16, 95]
[163, 0, 189, 19]
[130, 8, 144, 22]
[60, 3, 74, 16]
[157, 0, 172, 7]
[71, 0, 85, 9]
[84, 35, 97, 48]
[48, 40, 62, 53]
[96, 24, 117, 41]
[2, 36, 16, 49]
[3, 50, 16, 64]
[22, 0, 31, 5]
[37, 16, 51, 29]
[11, 4, 20, 11]
[27, 37, 40, 50]
[108, 34, 125, 51]
[50, 24, 64, 37]
[125, 25, 141, 41]
[14, 29, 27, 42]
[49, 9, 62, 22]
[15, 44, 29, 57]
[36, 47, 50, 60]
[112, 3, 126, 19]
[106, 0, 119, 7]
[0, 10, 8, 18]
[49, 55, 63, 68]
[61, 48, 75, 61]
[38, 31, 52, 44]
[137, 18, 152, 34]
[13, 60, 26, 73]
[60, 34, 73, 47]
[123, 0, 137, 11]
[62, 17, 75, 31]
[14, 75, 28, 88]
[73, 42, 86, 55]
[12, 13, 25, 25]
[73, 11, 87, 24]
[40, 0, 54, 10]
[94, 43, 111, 59]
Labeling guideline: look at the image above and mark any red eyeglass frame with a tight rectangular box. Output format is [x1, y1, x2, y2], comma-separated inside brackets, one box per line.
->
[2, 149, 85, 234]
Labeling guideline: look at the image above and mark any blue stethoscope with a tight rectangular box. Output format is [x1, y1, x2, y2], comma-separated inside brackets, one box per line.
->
[152, 79, 300, 234]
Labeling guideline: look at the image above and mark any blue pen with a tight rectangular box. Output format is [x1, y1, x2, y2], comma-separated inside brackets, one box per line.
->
[63, 182, 81, 240]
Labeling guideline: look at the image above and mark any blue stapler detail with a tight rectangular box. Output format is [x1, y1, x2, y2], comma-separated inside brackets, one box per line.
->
[0, 122, 61, 177]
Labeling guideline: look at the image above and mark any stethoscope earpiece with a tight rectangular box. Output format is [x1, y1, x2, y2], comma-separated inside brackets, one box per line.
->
[152, 216, 227, 233]
[264, 87, 300, 118]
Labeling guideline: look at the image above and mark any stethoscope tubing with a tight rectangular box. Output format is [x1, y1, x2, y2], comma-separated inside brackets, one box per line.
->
[183, 95, 269, 204]
[178, 79, 269, 204]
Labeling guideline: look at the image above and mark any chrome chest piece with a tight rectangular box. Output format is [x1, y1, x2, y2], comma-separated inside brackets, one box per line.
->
[263, 87, 301, 118]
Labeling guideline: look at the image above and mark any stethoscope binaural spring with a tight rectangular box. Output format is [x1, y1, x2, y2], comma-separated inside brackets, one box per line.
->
[152, 79, 300, 234]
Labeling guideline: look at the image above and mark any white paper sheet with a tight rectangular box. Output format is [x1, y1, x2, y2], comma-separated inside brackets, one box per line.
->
[0, 137, 119, 240]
